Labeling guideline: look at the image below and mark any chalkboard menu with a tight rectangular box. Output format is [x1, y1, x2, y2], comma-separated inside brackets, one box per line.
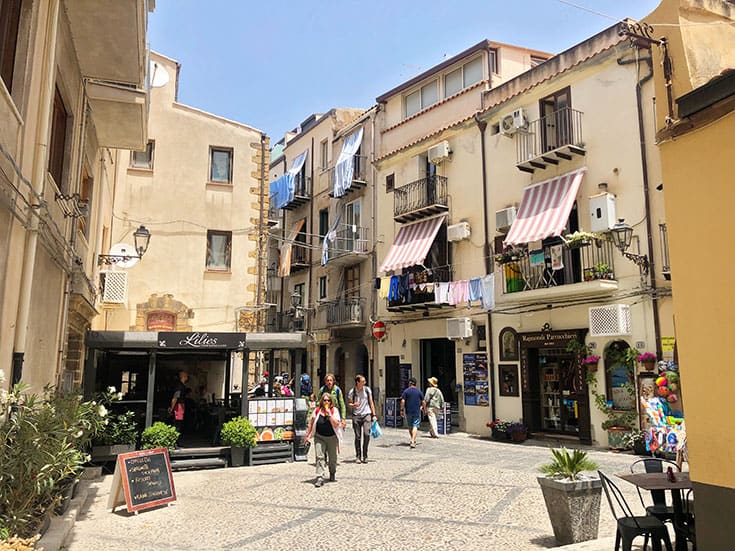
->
[108, 448, 176, 513]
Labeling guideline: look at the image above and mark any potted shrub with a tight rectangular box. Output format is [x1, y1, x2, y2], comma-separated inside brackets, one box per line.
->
[220, 416, 258, 467]
[537, 447, 601, 545]
[508, 422, 528, 443]
[638, 352, 657, 371]
[91, 387, 138, 460]
[141, 422, 179, 451]
[486, 419, 511, 441]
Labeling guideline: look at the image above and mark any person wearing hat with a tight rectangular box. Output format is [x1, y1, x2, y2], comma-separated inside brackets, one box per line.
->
[423, 377, 445, 439]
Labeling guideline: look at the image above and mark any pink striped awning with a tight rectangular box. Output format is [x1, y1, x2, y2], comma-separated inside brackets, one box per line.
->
[380, 215, 446, 273]
[504, 168, 586, 246]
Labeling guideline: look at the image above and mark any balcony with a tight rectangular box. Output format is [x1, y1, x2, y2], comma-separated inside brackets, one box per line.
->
[393, 175, 448, 223]
[290, 244, 310, 272]
[328, 155, 368, 198]
[282, 176, 311, 210]
[327, 224, 370, 266]
[325, 297, 366, 327]
[267, 312, 304, 332]
[386, 266, 453, 312]
[516, 107, 586, 173]
[265, 268, 281, 306]
[496, 239, 618, 304]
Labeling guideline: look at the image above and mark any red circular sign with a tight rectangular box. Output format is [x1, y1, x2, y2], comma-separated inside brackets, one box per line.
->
[372, 320, 386, 340]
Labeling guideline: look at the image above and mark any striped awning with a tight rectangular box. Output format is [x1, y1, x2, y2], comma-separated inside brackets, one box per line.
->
[504, 168, 586, 246]
[379, 215, 446, 273]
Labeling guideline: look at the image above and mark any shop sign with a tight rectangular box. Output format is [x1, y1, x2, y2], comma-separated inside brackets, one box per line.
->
[519, 330, 582, 348]
[108, 448, 176, 513]
[158, 332, 246, 349]
[371, 320, 386, 341]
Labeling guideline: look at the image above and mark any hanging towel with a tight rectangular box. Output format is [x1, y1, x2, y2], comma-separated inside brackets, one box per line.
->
[388, 276, 401, 301]
[468, 277, 483, 304]
[448, 280, 469, 305]
[481, 274, 495, 311]
[435, 282, 450, 304]
[379, 277, 391, 299]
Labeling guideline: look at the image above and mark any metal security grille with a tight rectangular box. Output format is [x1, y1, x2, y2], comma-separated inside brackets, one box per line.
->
[100, 271, 128, 304]
[589, 304, 632, 336]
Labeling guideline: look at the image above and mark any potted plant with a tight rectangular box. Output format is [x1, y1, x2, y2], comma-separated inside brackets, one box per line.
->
[486, 419, 511, 441]
[562, 230, 600, 249]
[508, 422, 528, 443]
[90, 387, 138, 460]
[141, 422, 180, 451]
[220, 416, 258, 467]
[638, 352, 657, 371]
[494, 247, 526, 265]
[537, 447, 602, 545]
[593, 262, 613, 280]
[621, 429, 649, 456]
[582, 355, 601, 371]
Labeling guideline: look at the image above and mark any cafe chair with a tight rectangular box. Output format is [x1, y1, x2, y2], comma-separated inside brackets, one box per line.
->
[674, 488, 696, 550]
[599, 471, 673, 551]
[630, 458, 680, 523]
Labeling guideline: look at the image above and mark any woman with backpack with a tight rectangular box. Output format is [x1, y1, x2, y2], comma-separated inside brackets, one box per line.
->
[423, 377, 445, 439]
[347, 375, 377, 463]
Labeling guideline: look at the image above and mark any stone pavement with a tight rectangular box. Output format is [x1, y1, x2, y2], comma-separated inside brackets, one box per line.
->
[63, 427, 657, 551]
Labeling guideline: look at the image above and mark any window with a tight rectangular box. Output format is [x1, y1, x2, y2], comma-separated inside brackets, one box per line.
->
[385, 173, 394, 193]
[319, 276, 327, 300]
[489, 49, 498, 74]
[320, 139, 328, 169]
[404, 80, 438, 118]
[293, 282, 305, 306]
[206, 230, 232, 271]
[319, 208, 329, 241]
[540, 87, 572, 151]
[530, 56, 547, 67]
[48, 86, 68, 191]
[344, 265, 359, 299]
[78, 166, 93, 239]
[0, 0, 22, 92]
[209, 147, 233, 183]
[444, 57, 483, 98]
[130, 140, 155, 169]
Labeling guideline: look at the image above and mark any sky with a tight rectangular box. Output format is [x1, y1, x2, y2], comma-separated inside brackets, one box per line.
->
[148, 0, 661, 142]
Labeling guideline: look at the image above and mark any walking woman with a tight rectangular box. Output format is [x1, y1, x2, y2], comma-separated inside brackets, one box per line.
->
[423, 377, 445, 439]
[305, 392, 343, 487]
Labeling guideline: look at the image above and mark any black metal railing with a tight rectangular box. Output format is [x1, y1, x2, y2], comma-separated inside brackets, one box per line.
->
[517, 107, 584, 164]
[498, 239, 616, 294]
[325, 297, 365, 325]
[294, 174, 311, 198]
[326, 155, 368, 196]
[328, 224, 369, 260]
[386, 266, 452, 308]
[268, 311, 305, 332]
[291, 243, 309, 265]
[393, 175, 448, 218]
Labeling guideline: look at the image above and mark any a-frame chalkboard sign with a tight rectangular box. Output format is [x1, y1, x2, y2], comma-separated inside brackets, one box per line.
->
[108, 448, 177, 513]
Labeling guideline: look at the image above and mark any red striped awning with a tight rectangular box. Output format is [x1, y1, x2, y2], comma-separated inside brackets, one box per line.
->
[379, 215, 446, 273]
[504, 168, 586, 246]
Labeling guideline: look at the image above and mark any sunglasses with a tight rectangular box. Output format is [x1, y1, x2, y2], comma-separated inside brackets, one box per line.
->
[322, 398, 332, 402]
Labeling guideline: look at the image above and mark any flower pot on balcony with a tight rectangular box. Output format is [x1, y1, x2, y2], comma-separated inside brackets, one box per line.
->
[583, 268, 595, 282]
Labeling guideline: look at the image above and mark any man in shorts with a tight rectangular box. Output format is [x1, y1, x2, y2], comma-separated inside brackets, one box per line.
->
[400, 377, 425, 448]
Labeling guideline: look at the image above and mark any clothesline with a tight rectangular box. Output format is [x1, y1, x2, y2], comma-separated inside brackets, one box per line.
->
[378, 273, 496, 311]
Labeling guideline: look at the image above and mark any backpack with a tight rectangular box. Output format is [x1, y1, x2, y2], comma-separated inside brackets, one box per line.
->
[300, 374, 312, 396]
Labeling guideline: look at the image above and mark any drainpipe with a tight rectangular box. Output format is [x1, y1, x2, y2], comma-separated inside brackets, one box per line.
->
[306, 137, 315, 376]
[369, 105, 381, 391]
[473, 112, 496, 422]
[618, 50, 662, 359]
[256, 133, 266, 330]
[13, 0, 60, 385]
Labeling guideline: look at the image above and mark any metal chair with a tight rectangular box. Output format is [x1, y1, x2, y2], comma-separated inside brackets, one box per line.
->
[630, 458, 680, 523]
[675, 488, 696, 550]
[599, 471, 673, 551]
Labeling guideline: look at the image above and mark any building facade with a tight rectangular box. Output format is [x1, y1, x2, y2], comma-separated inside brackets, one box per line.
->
[0, 0, 153, 392]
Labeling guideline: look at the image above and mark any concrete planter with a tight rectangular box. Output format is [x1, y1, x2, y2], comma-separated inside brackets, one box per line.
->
[537, 476, 602, 546]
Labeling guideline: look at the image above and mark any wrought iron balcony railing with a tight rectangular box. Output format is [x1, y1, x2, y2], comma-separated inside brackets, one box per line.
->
[291, 243, 309, 269]
[325, 297, 365, 325]
[326, 155, 368, 197]
[516, 107, 585, 173]
[498, 239, 616, 295]
[393, 174, 448, 223]
[328, 224, 369, 262]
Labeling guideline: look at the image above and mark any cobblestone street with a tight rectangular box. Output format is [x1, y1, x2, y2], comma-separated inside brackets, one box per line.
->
[64, 428, 645, 551]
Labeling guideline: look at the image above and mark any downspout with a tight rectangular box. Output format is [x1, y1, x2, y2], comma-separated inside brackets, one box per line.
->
[13, 0, 60, 384]
[369, 105, 381, 391]
[256, 133, 266, 330]
[306, 137, 315, 379]
[618, 50, 662, 359]
[473, 112, 496, 422]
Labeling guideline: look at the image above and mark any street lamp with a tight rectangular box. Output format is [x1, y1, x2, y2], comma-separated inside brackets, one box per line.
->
[97, 225, 151, 266]
[609, 219, 649, 274]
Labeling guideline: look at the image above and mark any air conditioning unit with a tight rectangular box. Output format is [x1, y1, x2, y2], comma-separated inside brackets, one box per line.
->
[500, 108, 527, 136]
[447, 317, 473, 340]
[427, 141, 451, 164]
[447, 222, 471, 242]
[100, 271, 128, 304]
[495, 206, 517, 232]
[589, 304, 632, 337]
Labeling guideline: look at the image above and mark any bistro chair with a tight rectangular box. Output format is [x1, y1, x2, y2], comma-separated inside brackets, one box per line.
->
[630, 458, 681, 523]
[674, 488, 696, 550]
[599, 471, 673, 551]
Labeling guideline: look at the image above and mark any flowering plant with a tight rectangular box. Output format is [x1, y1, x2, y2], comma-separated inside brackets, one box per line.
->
[91, 387, 138, 446]
[507, 422, 528, 434]
[582, 355, 600, 366]
[487, 419, 512, 432]
[638, 352, 657, 363]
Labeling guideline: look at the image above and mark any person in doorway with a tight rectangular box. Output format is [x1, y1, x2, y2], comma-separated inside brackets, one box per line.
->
[423, 377, 445, 439]
[167, 370, 190, 436]
[304, 392, 343, 487]
[400, 377, 425, 448]
[347, 375, 377, 463]
[316, 373, 347, 429]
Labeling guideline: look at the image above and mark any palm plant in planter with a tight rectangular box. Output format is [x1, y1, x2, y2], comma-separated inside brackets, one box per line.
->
[537, 447, 601, 545]
[220, 416, 258, 467]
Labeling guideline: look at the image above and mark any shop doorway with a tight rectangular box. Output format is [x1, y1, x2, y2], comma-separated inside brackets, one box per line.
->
[534, 348, 580, 435]
[419, 339, 457, 405]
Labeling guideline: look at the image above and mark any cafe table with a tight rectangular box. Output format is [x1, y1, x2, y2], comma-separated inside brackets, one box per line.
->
[616, 471, 693, 551]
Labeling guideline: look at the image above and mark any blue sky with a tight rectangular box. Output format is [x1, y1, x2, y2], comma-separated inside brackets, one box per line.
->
[148, 0, 660, 141]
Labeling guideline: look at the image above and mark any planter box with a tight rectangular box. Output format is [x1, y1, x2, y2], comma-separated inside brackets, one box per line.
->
[510, 431, 528, 443]
[229, 446, 252, 467]
[491, 428, 510, 441]
[538, 476, 602, 545]
[606, 427, 632, 450]
[91, 444, 136, 461]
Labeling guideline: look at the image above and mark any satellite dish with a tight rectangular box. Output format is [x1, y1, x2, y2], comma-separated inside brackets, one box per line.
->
[107, 243, 139, 268]
[149, 61, 170, 88]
